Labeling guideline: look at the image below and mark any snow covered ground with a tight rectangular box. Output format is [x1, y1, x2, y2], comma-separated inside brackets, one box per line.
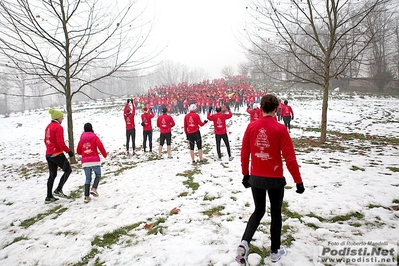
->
[0, 89, 398, 266]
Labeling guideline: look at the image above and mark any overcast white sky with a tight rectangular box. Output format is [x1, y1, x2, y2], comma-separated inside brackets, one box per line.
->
[151, 0, 248, 78]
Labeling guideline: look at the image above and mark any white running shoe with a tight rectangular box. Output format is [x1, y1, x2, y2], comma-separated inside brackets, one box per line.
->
[235, 240, 249, 266]
[270, 245, 287, 263]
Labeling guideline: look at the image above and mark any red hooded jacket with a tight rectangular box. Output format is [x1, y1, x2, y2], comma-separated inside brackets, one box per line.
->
[77, 132, 107, 167]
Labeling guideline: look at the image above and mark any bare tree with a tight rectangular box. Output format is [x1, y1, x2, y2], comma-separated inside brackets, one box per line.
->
[150, 60, 209, 86]
[221, 65, 236, 78]
[243, 0, 389, 143]
[238, 62, 250, 76]
[396, 20, 399, 79]
[364, 1, 397, 92]
[0, 0, 156, 162]
[0, 72, 11, 115]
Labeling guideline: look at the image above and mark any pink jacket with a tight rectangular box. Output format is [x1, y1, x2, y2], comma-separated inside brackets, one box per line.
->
[77, 132, 107, 167]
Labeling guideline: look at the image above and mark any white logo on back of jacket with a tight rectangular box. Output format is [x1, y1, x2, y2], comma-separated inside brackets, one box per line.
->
[254, 128, 271, 160]
[216, 118, 223, 128]
[83, 142, 93, 155]
[161, 117, 167, 128]
[188, 116, 195, 127]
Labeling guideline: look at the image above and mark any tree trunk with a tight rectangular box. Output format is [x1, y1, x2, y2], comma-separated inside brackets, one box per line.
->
[65, 93, 76, 164]
[320, 84, 328, 143]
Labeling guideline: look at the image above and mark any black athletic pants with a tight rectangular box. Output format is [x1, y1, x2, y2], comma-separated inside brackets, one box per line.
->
[126, 128, 136, 152]
[241, 185, 284, 252]
[215, 133, 231, 158]
[143, 129, 153, 152]
[46, 153, 72, 198]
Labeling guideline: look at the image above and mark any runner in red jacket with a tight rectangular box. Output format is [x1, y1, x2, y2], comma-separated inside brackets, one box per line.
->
[280, 100, 294, 132]
[141, 107, 155, 152]
[236, 94, 304, 265]
[207, 105, 233, 161]
[44, 108, 73, 203]
[184, 104, 208, 164]
[246, 103, 262, 123]
[124, 99, 136, 155]
[157, 107, 175, 159]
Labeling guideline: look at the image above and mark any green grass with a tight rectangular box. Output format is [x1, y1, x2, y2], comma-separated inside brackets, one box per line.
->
[20, 205, 67, 228]
[2, 236, 28, 249]
[177, 168, 201, 192]
[146, 217, 167, 235]
[202, 205, 225, 217]
[91, 222, 141, 248]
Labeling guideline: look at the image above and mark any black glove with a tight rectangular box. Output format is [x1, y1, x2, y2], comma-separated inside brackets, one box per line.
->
[204, 120, 208, 123]
[242, 174, 251, 188]
[141, 122, 145, 126]
[296, 183, 305, 194]
[208, 106, 212, 112]
[186, 135, 189, 140]
[68, 151, 74, 158]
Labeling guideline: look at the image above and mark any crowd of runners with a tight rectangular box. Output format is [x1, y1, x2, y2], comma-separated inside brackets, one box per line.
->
[128, 76, 267, 114]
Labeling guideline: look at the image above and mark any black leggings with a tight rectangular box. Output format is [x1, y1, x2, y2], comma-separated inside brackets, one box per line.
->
[126, 128, 136, 151]
[143, 129, 153, 151]
[241, 186, 284, 252]
[282, 116, 292, 130]
[215, 133, 231, 158]
[46, 153, 72, 197]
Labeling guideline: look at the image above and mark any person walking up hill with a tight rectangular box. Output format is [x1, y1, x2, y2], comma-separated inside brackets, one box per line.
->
[77, 123, 107, 203]
[44, 108, 73, 203]
[236, 94, 305, 264]
[280, 100, 294, 132]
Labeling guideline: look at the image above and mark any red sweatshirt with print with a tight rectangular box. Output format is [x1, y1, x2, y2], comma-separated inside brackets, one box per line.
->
[44, 120, 71, 156]
[124, 103, 136, 130]
[246, 106, 262, 122]
[157, 113, 175, 134]
[207, 110, 233, 135]
[184, 112, 206, 135]
[141, 110, 155, 131]
[241, 116, 302, 184]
